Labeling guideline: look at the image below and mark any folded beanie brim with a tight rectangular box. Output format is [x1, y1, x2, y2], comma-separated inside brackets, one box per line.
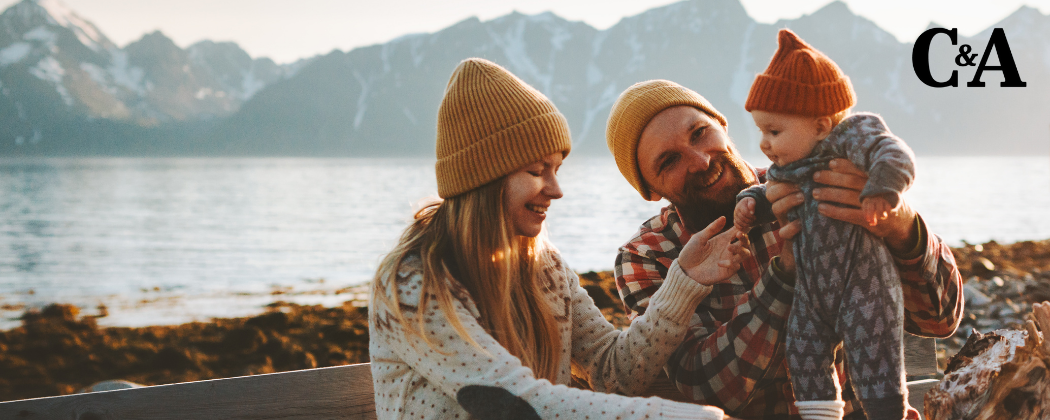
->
[745, 73, 855, 116]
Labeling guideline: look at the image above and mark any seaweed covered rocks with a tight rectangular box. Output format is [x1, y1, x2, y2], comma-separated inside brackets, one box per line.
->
[0, 301, 369, 402]
[943, 239, 1050, 362]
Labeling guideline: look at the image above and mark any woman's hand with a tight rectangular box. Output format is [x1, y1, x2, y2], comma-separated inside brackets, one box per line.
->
[679, 217, 752, 285]
[812, 159, 918, 253]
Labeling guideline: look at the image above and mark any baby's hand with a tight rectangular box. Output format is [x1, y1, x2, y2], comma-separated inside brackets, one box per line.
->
[734, 197, 757, 232]
[861, 195, 895, 227]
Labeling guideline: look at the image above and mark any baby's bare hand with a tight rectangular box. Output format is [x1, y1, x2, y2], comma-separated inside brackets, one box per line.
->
[734, 197, 756, 232]
[861, 196, 894, 227]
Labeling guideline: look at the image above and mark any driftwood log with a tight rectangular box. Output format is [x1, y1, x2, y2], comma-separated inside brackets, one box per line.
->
[924, 302, 1050, 420]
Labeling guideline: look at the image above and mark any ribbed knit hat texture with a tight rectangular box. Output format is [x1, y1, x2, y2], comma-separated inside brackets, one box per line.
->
[606, 80, 727, 201]
[745, 29, 856, 116]
[436, 58, 572, 198]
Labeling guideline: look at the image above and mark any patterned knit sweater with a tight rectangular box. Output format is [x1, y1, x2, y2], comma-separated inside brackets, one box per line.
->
[369, 252, 726, 419]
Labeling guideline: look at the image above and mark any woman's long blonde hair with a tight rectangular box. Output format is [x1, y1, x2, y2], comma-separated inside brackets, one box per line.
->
[372, 178, 563, 381]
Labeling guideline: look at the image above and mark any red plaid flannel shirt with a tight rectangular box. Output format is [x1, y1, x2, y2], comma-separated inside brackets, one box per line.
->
[614, 169, 963, 420]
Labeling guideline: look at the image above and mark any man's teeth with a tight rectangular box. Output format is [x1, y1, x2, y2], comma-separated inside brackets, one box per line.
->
[526, 205, 547, 214]
[700, 164, 723, 186]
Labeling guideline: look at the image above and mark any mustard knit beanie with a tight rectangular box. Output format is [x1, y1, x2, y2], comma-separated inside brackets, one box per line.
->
[436, 58, 572, 198]
[606, 80, 727, 201]
[745, 29, 856, 116]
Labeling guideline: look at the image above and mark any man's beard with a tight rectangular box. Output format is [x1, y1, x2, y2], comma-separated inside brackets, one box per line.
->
[672, 151, 757, 233]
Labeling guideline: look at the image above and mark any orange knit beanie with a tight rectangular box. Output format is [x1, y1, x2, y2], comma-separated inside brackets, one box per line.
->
[745, 29, 855, 116]
[435, 58, 572, 198]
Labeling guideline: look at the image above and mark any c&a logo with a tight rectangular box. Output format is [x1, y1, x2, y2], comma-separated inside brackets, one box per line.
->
[912, 28, 1027, 88]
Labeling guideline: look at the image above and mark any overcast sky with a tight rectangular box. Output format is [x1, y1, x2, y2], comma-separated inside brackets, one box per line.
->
[4, 0, 1049, 63]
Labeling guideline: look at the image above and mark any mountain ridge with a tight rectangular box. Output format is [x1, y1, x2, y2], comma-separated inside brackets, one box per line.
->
[0, 0, 1046, 156]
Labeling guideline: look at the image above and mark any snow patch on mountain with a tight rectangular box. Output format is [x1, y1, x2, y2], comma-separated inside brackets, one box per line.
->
[79, 61, 105, 84]
[577, 82, 619, 144]
[240, 70, 265, 101]
[23, 25, 54, 43]
[36, 0, 105, 51]
[103, 49, 144, 95]
[409, 37, 425, 67]
[729, 21, 757, 107]
[29, 54, 61, 81]
[30, 55, 72, 105]
[586, 63, 602, 87]
[402, 106, 417, 126]
[883, 58, 914, 114]
[624, 34, 645, 74]
[352, 70, 370, 130]
[0, 41, 30, 66]
[487, 18, 552, 95]
[548, 23, 572, 50]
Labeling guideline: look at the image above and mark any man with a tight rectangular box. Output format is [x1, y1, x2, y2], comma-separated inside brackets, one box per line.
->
[605, 80, 963, 419]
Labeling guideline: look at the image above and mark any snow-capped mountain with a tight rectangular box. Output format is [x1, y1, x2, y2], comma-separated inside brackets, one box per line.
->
[210, 0, 1049, 156]
[0, 0, 295, 150]
[1, 0, 1046, 156]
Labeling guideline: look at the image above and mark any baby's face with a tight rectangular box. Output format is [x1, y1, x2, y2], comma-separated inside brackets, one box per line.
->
[751, 110, 825, 167]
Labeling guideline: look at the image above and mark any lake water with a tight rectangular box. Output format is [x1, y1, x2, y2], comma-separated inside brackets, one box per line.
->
[1, 155, 1048, 328]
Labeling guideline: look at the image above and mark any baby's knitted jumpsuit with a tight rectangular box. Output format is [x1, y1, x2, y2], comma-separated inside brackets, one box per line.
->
[737, 113, 915, 420]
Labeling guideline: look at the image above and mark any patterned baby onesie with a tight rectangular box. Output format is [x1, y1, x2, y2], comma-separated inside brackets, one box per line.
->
[737, 113, 916, 420]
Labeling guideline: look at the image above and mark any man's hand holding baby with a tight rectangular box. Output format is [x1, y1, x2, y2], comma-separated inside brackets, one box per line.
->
[812, 159, 920, 254]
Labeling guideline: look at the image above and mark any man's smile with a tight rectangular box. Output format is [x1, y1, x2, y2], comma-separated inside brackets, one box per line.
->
[695, 160, 725, 188]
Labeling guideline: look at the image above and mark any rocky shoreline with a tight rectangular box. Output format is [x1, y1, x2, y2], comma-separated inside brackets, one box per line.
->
[943, 239, 1050, 367]
[1, 239, 1048, 402]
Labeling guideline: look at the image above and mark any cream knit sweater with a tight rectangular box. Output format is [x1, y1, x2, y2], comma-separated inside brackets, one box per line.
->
[369, 253, 725, 419]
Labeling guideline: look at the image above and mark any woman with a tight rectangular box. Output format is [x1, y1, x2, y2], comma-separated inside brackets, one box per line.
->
[369, 58, 748, 420]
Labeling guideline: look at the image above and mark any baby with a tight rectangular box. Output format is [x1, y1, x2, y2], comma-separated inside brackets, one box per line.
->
[734, 29, 916, 420]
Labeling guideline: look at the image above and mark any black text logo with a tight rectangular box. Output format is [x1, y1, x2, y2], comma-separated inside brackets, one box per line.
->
[912, 28, 1026, 88]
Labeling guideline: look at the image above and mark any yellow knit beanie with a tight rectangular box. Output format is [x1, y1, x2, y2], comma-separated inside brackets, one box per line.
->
[436, 58, 572, 198]
[606, 80, 727, 200]
[745, 29, 855, 116]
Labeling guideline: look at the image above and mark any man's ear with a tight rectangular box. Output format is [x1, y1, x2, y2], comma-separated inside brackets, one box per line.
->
[647, 190, 663, 201]
[813, 116, 834, 140]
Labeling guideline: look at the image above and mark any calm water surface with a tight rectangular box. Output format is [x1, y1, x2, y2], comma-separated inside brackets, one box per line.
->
[1, 156, 1047, 328]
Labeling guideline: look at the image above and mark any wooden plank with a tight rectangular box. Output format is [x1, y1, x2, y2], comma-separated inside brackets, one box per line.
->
[1, 336, 938, 419]
[0, 363, 376, 420]
[904, 334, 939, 378]
[639, 335, 940, 414]
[644, 377, 940, 418]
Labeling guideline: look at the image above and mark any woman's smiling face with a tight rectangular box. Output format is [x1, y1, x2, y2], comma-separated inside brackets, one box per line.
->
[503, 152, 564, 238]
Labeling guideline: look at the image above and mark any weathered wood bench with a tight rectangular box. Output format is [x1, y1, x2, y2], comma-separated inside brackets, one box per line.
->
[638, 333, 941, 418]
[0, 335, 940, 420]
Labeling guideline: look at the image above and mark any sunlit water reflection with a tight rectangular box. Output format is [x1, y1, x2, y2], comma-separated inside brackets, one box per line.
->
[0, 156, 1046, 328]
